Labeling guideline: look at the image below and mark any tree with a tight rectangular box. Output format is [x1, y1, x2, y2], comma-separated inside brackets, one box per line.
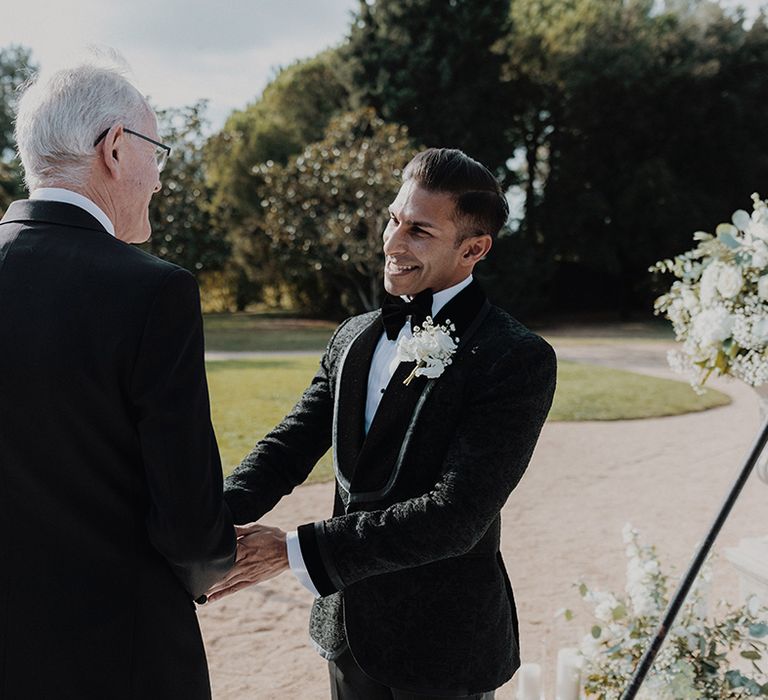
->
[0, 45, 37, 209]
[206, 52, 350, 308]
[256, 108, 418, 315]
[498, 0, 768, 317]
[340, 0, 515, 178]
[144, 101, 229, 277]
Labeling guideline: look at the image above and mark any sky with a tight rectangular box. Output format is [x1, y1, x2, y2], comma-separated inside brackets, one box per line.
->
[2, 0, 765, 134]
[1, 0, 359, 132]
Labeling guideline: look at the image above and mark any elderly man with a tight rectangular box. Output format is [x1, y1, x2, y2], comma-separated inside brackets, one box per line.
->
[0, 57, 235, 699]
[211, 148, 557, 699]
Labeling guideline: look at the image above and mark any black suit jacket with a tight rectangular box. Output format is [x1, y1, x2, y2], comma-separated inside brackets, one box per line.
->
[224, 280, 556, 696]
[0, 200, 235, 700]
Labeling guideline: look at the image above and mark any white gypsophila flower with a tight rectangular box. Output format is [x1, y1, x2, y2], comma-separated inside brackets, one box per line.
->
[731, 313, 768, 351]
[622, 522, 638, 545]
[731, 349, 768, 386]
[691, 306, 735, 347]
[716, 264, 743, 298]
[594, 594, 619, 623]
[667, 298, 687, 326]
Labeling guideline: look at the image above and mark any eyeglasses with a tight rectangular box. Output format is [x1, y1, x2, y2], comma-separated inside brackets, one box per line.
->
[94, 127, 171, 173]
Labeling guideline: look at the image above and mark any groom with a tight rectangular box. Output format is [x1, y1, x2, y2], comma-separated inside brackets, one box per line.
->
[213, 148, 557, 699]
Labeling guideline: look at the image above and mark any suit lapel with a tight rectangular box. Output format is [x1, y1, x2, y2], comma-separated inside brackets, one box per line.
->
[332, 316, 381, 491]
[346, 279, 489, 503]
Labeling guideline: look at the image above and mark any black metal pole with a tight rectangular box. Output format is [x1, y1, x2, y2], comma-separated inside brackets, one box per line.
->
[620, 415, 768, 700]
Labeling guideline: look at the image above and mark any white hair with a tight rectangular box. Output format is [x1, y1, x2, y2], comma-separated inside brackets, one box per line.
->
[14, 49, 152, 191]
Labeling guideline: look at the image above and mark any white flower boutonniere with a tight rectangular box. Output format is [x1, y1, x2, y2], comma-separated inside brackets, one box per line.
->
[395, 316, 459, 385]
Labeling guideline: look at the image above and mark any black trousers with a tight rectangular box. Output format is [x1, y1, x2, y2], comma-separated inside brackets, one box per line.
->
[328, 648, 496, 700]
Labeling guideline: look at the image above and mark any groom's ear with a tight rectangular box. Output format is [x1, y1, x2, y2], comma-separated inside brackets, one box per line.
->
[461, 234, 492, 264]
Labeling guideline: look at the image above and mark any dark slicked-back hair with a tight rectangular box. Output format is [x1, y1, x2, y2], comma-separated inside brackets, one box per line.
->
[402, 148, 509, 242]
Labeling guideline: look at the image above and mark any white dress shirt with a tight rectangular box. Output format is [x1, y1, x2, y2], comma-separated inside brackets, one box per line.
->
[287, 275, 474, 597]
[30, 188, 116, 237]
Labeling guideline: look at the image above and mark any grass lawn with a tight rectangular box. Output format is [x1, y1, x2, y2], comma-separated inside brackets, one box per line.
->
[207, 357, 731, 483]
[550, 362, 730, 421]
[204, 313, 336, 352]
[207, 356, 334, 482]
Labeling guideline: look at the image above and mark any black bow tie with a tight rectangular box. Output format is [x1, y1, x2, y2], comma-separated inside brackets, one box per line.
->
[381, 289, 434, 341]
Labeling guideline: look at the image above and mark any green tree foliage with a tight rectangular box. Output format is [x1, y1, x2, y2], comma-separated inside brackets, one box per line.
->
[499, 0, 768, 317]
[340, 0, 514, 177]
[256, 108, 418, 315]
[0, 45, 37, 209]
[206, 52, 349, 308]
[144, 101, 229, 276]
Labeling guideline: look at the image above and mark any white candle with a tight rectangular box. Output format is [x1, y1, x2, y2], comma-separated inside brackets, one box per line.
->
[555, 647, 582, 700]
[516, 662, 542, 700]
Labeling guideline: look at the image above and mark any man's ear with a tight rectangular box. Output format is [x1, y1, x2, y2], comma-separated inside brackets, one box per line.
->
[97, 125, 125, 179]
[461, 234, 493, 265]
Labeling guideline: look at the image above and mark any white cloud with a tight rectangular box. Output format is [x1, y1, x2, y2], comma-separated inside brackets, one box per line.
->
[0, 0, 356, 131]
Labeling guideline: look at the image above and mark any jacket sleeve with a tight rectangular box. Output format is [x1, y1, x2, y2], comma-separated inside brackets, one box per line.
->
[130, 267, 236, 600]
[222, 320, 350, 524]
[297, 334, 557, 596]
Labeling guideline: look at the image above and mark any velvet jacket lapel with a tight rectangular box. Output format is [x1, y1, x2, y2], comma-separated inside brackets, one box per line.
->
[333, 279, 490, 505]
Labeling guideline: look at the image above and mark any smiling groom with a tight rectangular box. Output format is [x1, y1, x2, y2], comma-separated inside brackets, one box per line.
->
[214, 148, 557, 699]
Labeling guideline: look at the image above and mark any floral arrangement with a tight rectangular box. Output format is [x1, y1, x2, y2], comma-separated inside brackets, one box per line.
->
[566, 525, 768, 699]
[394, 317, 458, 385]
[651, 193, 768, 391]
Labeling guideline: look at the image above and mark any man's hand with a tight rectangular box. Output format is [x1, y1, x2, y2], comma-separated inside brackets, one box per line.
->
[206, 523, 289, 602]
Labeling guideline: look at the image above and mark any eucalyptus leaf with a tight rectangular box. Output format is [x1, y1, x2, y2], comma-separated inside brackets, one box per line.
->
[741, 650, 762, 660]
[591, 625, 601, 639]
[733, 209, 752, 231]
[716, 227, 740, 250]
[725, 669, 745, 687]
[750, 623, 768, 638]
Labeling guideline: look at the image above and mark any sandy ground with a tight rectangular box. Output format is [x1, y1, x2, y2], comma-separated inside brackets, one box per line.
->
[198, 338, 768, 699]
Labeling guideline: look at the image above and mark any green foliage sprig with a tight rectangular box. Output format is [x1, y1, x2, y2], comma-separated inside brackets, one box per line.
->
[568, 526, 768, 699]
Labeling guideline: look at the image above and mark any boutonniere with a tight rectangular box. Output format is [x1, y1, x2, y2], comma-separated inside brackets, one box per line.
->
[395, 317, 459, 385]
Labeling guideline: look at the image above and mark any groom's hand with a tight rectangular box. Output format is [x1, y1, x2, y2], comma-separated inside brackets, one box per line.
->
[205, 523, 289, 602]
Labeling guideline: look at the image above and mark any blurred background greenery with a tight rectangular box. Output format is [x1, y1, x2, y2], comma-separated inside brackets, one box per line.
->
[3, 0, 767, 324]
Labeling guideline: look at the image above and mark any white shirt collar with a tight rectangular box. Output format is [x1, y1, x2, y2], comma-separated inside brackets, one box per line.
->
[30, 188, 116, 237]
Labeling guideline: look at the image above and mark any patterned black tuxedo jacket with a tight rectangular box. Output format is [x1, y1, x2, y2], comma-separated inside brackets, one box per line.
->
[0, 200, 235, 700]
[224, 280, 556, 696]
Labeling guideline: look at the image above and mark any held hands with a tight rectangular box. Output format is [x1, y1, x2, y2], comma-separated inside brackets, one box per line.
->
[206, 523, 289, 603]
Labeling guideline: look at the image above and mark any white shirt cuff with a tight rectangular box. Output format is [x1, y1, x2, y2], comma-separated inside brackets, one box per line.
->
[286, 530, 321, 598]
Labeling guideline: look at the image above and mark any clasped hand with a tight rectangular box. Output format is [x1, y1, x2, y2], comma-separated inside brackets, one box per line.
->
[206, 522, 289, 602]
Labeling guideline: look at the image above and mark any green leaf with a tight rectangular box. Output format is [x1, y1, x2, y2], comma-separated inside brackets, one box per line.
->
[591, 625, 602, 639]
[579, 583, 588, 598]
[564, 609, 574, 621]
[741, 650, 762, 660]
[750, 623, 768, 638]
[612, 604, 627, 621]
[715, 350, 729, 373]
[716, 224, 740, 248]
